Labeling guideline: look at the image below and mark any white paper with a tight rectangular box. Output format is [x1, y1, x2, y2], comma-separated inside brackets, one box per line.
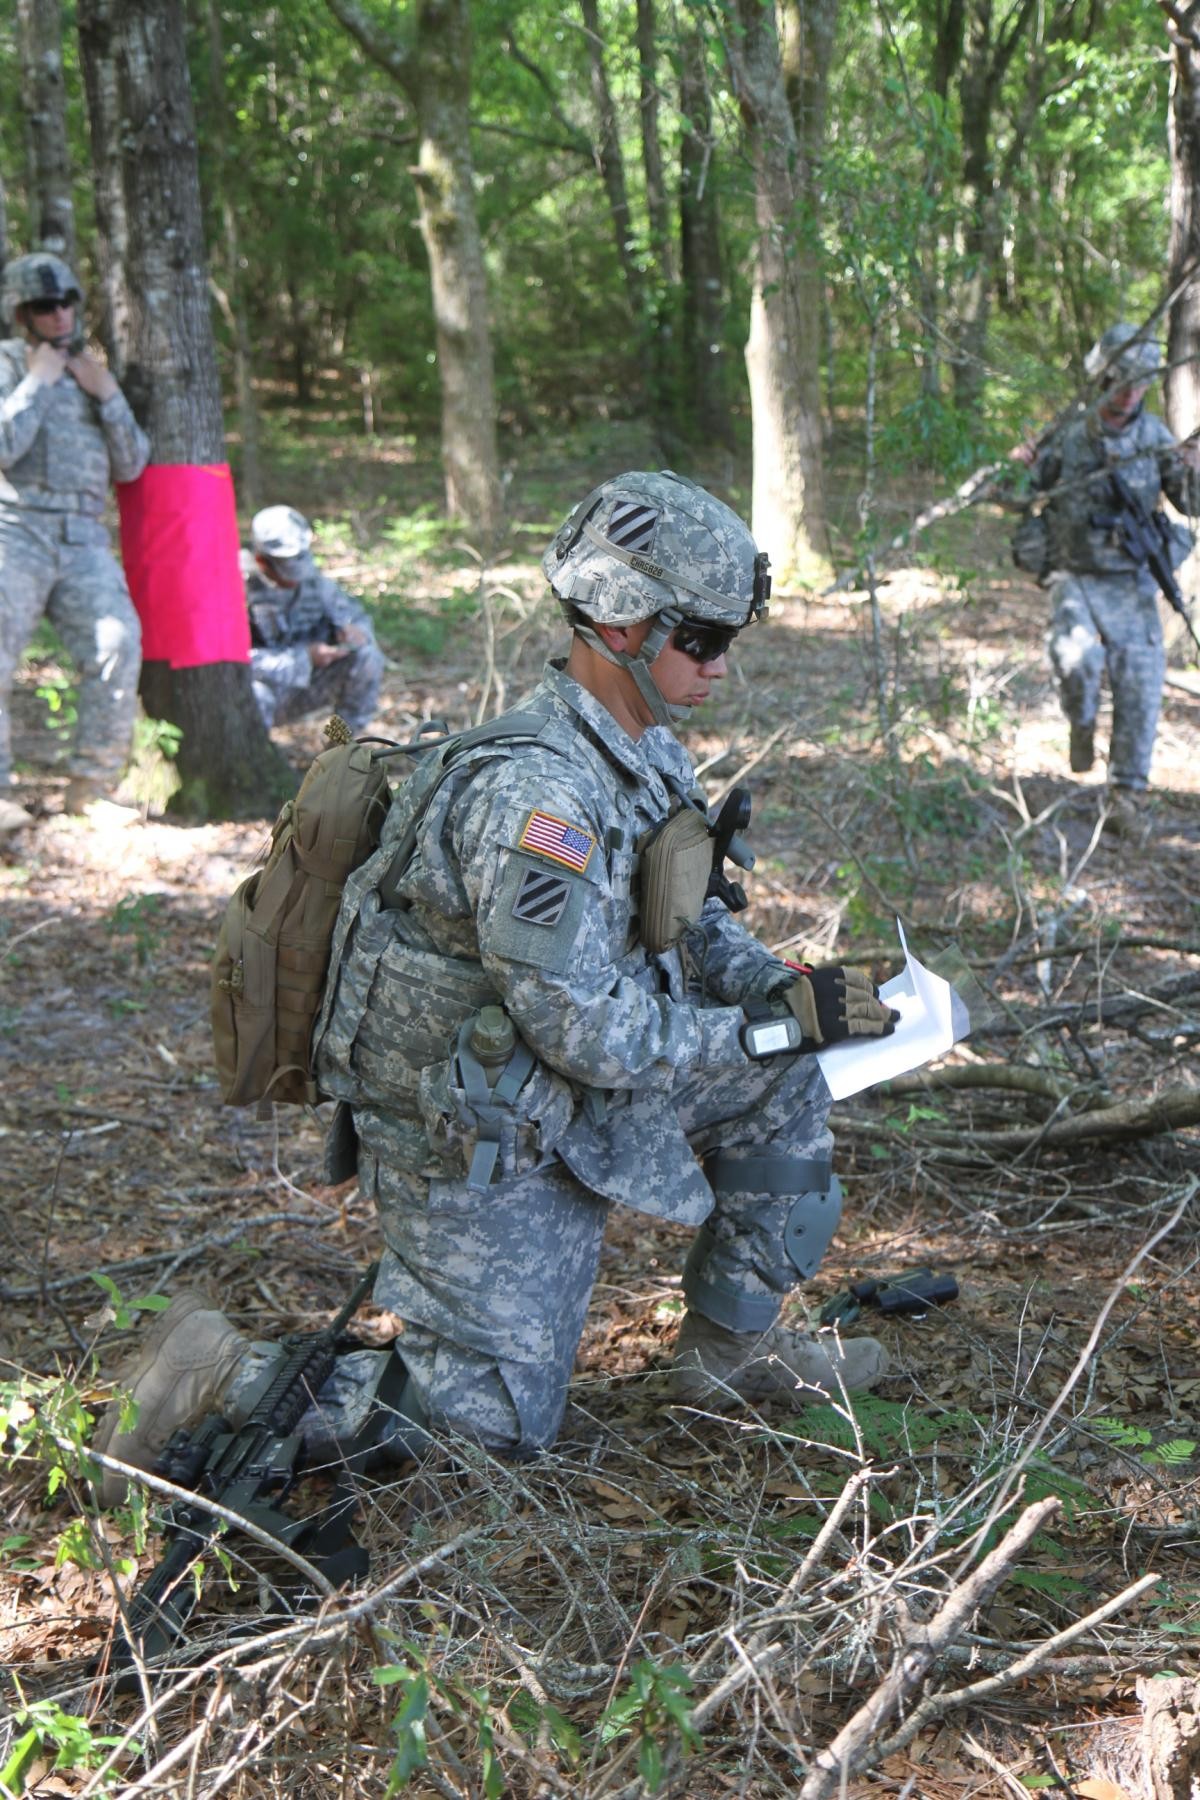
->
[815, 920, 959, 1101]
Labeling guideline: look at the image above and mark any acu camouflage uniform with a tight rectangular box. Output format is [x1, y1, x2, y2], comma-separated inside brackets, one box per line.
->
[0, 338, 149, 788]
[246, 563, 384, 736]
[1036, 408, 1198, 790]
[312, 661, 840, 1455]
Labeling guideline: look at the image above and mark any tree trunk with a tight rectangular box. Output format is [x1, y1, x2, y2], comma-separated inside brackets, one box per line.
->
[678, 24, 732, 448]
[727, 0, 829, 586]
[1163, 5, 1200, 439]
[16, 0, 75, 261]
[950, 0, 1039, 418]
[635, 0, 672, 287]
[76, 0, 133, 373]
[77, 0, 294, 820]
[323, 0, 502, 547]
[579, 0, 645, 328]
[634, 0, 673, 435]
[205, 0, 262, 512]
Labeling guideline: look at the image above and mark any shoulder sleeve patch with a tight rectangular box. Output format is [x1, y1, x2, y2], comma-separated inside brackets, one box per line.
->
[487, 851, 590, 971]
[517, 807, 596, 873]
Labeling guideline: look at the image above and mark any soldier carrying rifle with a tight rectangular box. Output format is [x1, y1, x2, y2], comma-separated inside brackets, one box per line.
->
[1011, 321, 1200, 832]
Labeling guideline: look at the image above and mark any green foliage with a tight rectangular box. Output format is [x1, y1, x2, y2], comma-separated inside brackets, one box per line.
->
[597, 1660, 701, 1794]
[1, 1370, 98, 1499]
[374, 1640, 503, 1797]
[0, 1687, 136, 1797]
[87, 1270, 170, 1330]
[103, 893, 165, 967]
[34, 675, 79, 744]
[506, 1690, 582, 1764]
[1088, 1415, 1198, 1469]
[122, 715, 184, 814]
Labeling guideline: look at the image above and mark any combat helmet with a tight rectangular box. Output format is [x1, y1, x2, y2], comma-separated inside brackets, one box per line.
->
[542, 470, 770, 726]
[1083, 322, 1161, 388]
[250, 505, 315, 581]
[3, 252, 82, 321]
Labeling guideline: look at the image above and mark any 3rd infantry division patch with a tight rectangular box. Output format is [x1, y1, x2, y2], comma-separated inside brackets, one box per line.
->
[511, 865, 573, 927]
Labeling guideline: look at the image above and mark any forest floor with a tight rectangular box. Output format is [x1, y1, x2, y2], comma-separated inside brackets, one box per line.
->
[2, 420, 1200, 1799]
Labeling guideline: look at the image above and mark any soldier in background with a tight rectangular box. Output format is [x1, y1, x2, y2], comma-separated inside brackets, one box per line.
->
[94, 472, 899, 1500]
[1013, 322, 1200, 828]
[0, 253, 150, 833]
[244, 505, 384, 739]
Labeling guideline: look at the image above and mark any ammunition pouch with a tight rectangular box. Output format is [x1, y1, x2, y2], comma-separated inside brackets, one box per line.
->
[1012, 506, 1050, 578]
[418, 1014, 575, 1191]
[637, 802, 713, 952]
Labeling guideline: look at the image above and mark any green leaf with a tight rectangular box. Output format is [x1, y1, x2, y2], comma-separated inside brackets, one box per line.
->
[638, 1734, 664, 1792]
[0, 1725, 41, 1795]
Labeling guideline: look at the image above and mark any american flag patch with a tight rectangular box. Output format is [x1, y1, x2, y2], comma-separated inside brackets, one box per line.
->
[607, 500, 658, 554]
[518, 809, 596, 872]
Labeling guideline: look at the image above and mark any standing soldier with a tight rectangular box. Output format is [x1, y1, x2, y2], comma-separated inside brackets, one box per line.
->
[244, 505, 384, 739]
[1015, 322, 1200, 829]
[0, 252, 150, 832]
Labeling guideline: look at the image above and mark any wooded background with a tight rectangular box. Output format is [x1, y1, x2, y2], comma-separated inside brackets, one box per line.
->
[4, 0, 1197, 587]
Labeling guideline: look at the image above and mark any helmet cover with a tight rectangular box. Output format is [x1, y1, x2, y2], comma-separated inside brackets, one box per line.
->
[251, 505, 314, 564]
[4, 252, 83, 319]
[1084, 322, 1161, 388]
[542, 470, 768, 632]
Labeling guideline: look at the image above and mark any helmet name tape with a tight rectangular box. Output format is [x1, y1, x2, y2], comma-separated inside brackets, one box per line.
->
[580, 519, 750, 614]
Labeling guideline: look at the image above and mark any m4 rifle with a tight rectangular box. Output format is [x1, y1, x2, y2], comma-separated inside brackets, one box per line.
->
[1094, 467, 1200, 658]
[106, 1264, 379, 1685]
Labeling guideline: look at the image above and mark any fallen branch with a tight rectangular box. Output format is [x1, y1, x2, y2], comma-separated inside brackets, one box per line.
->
[878, 1064, 1088, 1104]
[875, 1569, 1161, 1761]
[978, 970, 1200, 1038]
[913, 1081, 1200, 1153]
[795, 1496, 1059, 1800]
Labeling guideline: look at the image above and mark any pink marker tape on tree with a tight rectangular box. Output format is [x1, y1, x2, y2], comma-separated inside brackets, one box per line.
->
[117, 464, 251, 668]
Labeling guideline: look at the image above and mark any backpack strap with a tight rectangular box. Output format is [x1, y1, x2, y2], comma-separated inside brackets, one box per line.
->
[375, 712, 562, 909]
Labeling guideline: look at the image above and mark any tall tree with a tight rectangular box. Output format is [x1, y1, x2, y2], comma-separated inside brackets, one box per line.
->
[678, 22, 731, 447]
[16, 0, 75, 260]
[77, 0, 293, 819]
[580, 0, 648, 328]
[725, 0, 829, 585]
[204, 0, 262, 512]
[635, 0, 673, 289]
[1161, 0, 1200, 438]
[76, 0, 131, 366]
[323, 0, 503, 547]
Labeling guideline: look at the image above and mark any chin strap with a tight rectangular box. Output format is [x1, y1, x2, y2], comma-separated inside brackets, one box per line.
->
[569, 609, 684, 729]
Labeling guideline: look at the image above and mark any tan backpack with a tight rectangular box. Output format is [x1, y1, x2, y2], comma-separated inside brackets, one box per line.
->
[211, 718, 394, 1106]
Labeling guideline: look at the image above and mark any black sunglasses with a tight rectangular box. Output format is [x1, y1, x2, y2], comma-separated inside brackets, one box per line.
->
[28, 296, 75, 316]
[672, 618, 740, 663]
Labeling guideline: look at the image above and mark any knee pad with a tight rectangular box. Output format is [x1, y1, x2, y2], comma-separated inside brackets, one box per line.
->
[682, 1155, 844, 1331]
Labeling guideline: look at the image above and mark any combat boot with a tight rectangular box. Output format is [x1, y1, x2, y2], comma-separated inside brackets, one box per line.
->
[1105, 786, 1151, 842]
[91, 1295, 251, 1506]
[670, 1311, 888, 1409]
[1068, 722, 1095, 774]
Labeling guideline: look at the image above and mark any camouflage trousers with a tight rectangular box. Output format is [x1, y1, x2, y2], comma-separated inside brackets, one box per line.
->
[251, 639, 384, 737]
[352, 1052, 834, 1456]
[0, 505, 141, 786]
[1046, 572, 1165, 790]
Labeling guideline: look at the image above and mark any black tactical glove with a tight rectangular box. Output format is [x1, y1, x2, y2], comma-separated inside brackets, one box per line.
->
[782, 965, 899, 1049]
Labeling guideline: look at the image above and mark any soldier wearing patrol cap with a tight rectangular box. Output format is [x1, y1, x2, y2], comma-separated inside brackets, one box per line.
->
[0, 252, 149, 830]
[1015, 321, 1200, 826]
[243, 503, 384, 738]
[92, 472, 900, 1498]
